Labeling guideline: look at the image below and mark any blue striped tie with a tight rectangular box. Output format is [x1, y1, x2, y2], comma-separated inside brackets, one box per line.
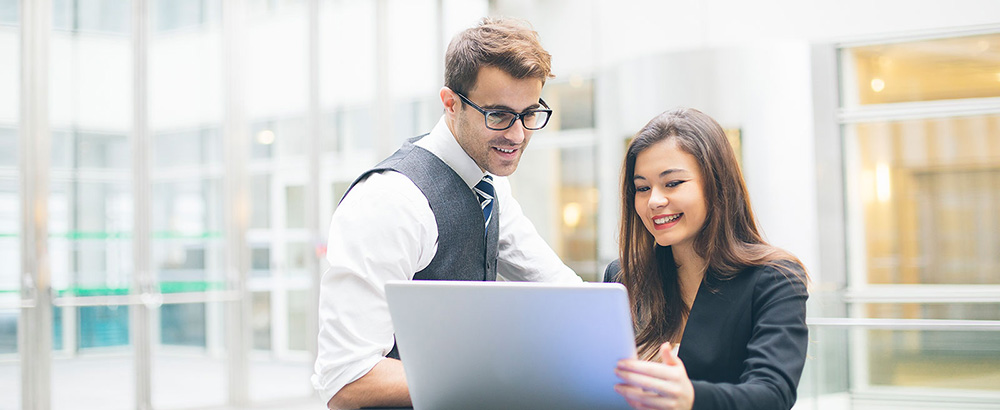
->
[474, 175, 494, 233]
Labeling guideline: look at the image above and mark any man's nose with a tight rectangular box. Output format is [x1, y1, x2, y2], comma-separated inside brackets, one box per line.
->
[503, 120, 526, 144]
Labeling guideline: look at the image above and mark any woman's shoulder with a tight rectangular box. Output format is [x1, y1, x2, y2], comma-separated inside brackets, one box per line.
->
[603, 260, 622, 283]
[743, 260, 809, 298]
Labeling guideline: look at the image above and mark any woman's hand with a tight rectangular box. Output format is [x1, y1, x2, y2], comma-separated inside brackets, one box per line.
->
[615, 342, 694, 410]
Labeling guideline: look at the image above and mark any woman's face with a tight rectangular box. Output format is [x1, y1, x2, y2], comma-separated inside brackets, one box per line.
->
[632, 139, 708, 251]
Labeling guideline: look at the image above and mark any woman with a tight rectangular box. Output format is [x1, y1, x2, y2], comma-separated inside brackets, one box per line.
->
[608, 108, 809, 410]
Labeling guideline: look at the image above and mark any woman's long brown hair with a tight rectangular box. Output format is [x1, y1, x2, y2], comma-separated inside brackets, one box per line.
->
[619, 108, 808, 360]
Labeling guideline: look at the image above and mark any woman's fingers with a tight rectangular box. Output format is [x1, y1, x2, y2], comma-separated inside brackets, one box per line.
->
[618, 358, 685, 380]
[615, 366, 685, 399]
[615, 383, 684, 410]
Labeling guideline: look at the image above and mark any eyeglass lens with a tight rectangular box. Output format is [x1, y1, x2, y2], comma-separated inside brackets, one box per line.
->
[485, 110, 550, 130]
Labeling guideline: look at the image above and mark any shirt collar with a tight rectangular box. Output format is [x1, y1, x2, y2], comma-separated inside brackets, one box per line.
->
[415, 115, 490, 189]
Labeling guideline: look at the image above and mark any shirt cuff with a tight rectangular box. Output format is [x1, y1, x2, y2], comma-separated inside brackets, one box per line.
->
[312, 355, 387, 405]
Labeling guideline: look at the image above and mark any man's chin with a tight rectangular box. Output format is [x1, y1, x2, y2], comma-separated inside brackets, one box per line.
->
[486, 163, 518, 177]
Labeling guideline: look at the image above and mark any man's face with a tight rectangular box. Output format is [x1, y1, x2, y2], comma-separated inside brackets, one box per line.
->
[445, 66, 544, 177]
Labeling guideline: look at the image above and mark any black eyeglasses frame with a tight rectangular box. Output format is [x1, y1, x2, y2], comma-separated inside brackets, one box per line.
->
[454, 91, 553, 131]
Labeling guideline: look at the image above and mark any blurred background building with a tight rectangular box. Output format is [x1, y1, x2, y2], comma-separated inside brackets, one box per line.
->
[1, 0, 999, 409]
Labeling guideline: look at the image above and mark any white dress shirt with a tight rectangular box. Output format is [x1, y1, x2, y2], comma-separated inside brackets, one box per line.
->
[311, 116, 582, 403]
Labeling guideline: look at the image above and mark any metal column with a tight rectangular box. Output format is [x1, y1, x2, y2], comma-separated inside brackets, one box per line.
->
[222, 0, 251, 406]
[305, 0, 322, 359]
[131, 0, 154, 409]
[19, 0, 52, 409]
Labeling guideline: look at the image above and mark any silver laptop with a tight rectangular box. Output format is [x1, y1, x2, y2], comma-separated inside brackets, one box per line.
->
[385, 280, 636, 410]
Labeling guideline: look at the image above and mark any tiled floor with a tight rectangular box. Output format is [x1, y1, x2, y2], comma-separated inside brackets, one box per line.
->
[0, 353, 321, 410]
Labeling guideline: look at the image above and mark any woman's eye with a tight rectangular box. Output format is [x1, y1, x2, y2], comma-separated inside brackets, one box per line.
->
[666, 180, 685, 188]
[635, 186, 650, 192]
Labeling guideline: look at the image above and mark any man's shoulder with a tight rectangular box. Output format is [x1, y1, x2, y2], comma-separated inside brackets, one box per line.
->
[343, 170, 426, 205]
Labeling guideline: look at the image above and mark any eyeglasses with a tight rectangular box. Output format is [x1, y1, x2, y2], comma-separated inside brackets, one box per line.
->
[455, 91, 553, 131]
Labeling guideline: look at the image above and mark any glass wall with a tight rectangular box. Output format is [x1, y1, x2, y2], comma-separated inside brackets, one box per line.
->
[242, 0, 315, 402]
[48, 0, 135, 408]
[11, 0, 616, 407]
[0, 0, 19, 407]
[838, 32, 1000, 406]
[510, 78, 601, 280]
[148, 0, 229, 408]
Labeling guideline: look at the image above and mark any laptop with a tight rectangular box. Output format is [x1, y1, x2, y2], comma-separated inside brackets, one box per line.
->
[385, 280, 637, 410]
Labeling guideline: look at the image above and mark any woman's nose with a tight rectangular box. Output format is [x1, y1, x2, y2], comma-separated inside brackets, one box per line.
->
[648, 189, 668, 209]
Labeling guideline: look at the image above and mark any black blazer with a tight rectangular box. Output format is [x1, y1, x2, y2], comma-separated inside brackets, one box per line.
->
[604, 260, 808, 410]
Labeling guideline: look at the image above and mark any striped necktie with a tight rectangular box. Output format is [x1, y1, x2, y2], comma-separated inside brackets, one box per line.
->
[474, 175, 495, 233]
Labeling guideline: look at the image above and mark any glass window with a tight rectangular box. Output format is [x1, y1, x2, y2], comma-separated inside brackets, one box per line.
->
[840, 33, 1000, 403]
[284, 184, 304, 229]
[148, 3, 228, 398]
[161, 303, 207, 346]
[153, 129, 222, 168]
[0, 307, 19, 409]
[846, 114, 1000, 285]
[48, 1, 133, 407]
[867, 329, 1000, 391]
[864, 303, 1000, 321]
[844, 33, 1000, 106]
[154, 0, 220, 32]
[286, 290, 307, 351]
[320, 0, 375, 156]
[249, 174, 270, 229]
[52, 0, 130, 34]
[0, 130, 17, 307]
[151, 302, 227, 409]
[0, 0, 17, 25]
[543, 78, 596, 131]
[251, 291, 271, 350]
[510, 145, 600, 281]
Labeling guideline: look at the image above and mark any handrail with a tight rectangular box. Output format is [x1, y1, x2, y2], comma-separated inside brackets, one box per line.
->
[51, 290, 241, 308]
[807, 317, 1000, 331]
[843, 284, 1000, 303]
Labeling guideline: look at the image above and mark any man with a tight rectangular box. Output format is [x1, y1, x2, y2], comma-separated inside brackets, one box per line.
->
[311, 17, 582, 409]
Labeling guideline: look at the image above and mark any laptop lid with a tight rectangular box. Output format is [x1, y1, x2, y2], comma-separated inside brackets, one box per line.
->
[385, 280, 636, 410]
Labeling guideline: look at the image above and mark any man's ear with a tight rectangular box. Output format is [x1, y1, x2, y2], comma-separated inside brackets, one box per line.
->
[440, 87, 459, 115]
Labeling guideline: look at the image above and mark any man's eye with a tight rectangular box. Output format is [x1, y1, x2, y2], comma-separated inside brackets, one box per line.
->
[488, 112, 513, 124]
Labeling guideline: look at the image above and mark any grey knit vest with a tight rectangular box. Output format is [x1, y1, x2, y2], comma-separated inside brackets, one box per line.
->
[343, 135, 500, 359]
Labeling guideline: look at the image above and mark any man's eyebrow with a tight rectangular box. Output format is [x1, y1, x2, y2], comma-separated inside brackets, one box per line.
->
[481, 102, 542, 112]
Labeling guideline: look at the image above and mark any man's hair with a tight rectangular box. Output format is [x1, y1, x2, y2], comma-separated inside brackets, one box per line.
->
[444, 17, 553, 95]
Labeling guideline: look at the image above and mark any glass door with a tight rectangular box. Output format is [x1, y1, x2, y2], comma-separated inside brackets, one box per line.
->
[838, 32, 1000, 407]
[0, 0, 21, 406]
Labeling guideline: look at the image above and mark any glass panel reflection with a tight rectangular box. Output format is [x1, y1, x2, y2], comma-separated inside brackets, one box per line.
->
[148, 1, 228, 407]
[287, 290, 307, 351]
[543, 78, 595, 131]
[510, 145, 599, 281]
[251, 291, 270, 350]
[868, 329, 1000, 391]
[846, 33, 1000, 105]
[864, 303, 1000, 321]
[1, 5, 19, 407]
[0, 309, 18, 410]
[152, 303, 226, 409]
[161, 303, 206, 347]
[0, 178, 17, 300]
[848, 114, 1000, 285]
